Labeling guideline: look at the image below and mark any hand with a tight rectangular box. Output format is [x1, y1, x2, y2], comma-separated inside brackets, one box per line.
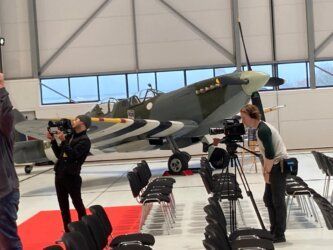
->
[264, 172, 270, 184]
[213, 138, 220, 146]
[46, 131, 54, 141]
[56, 130, 66, 142]
[0, 73, 4, 89]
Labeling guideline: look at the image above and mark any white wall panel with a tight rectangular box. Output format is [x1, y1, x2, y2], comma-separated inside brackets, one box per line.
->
[274, 0, 307, 60]
[239, 0, 271, 62]
[38, 0, 135, 76]
[313, 0, 333, 57]
[0, 0, 32, 78]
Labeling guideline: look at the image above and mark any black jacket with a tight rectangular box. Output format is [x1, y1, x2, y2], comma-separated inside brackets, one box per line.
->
[51, 131, 91, 177]
[0, 88, 19, 198]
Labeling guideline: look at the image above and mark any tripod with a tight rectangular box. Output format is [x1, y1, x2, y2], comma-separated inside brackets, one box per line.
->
[218, 140, 266, 233]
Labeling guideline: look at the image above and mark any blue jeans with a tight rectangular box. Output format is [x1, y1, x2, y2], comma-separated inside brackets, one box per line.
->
[0, 190, 22, 250]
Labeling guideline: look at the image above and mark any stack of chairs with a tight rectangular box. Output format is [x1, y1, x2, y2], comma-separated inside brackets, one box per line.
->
[199, 157, 242, 201]
[45, 205, 155, 250]
[285, 175, 320, 224]
[203, 197, 274, 250]
[312, 151, 333, 202]
[312, 193, 333, 229]
[127, 160, 176, 233]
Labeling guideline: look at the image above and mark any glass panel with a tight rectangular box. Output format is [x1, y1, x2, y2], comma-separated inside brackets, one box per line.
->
[186, 69, 214, 85]
[41, 78, 70, 104]
[128, 74, 139, 97]
[156, 70, 185, 93]
[99, 75, 127, 100]
[315, 61, 333, 87]
[214, 67, 237, 76]
[70, 76, 98, 102]
[278, 63, 308, 89]
[138, 72, 156, 90]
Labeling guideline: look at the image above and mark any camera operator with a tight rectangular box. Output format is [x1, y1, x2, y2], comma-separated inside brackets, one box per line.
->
[46, 115, 91, 233]
[240, 104, 287, 243]
[0, 73, 22, 249]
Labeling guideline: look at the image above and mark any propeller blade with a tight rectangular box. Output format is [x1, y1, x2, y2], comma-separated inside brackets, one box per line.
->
[251, 91, 266, 121]
[238, 20, 252, 71]
[266, 77, 285, 87]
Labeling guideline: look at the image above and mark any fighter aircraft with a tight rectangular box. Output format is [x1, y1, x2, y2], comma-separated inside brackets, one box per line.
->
[15, 69, 283, 174]
[14, 21, 284, 174]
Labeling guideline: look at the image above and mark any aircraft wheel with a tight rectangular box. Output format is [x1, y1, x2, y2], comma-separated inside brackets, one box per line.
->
[24, 165, 33, 174]
[168, 153, 189, 174]
[180, 151, 191, 162]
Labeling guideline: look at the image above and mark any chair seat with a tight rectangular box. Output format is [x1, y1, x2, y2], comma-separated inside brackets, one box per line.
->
[141, 194, 170, 203]
[110, 233, 155, 247]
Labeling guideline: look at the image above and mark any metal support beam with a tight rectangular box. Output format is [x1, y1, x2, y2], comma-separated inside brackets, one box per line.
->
[131, 0, 139, 71]
[27, 0, 40, 78]
[40, 0, 113, 75]
[231, 0, 241, 70]
[305, 0, 316, 89]
[315, 32, 333, 57]
[159, 0, 234, 64]
[269, 0, 278, 77]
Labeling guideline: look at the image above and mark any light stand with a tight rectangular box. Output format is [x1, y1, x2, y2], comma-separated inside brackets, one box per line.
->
[0, 37, 5, 72]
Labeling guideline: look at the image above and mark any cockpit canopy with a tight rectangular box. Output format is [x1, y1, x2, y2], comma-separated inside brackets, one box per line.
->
[89, 88, 163, 116]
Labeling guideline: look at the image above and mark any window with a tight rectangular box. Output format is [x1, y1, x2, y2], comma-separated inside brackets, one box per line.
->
[41, 78, 70, 104]
[99, 75, 127, 100]
[315, 61, 333, 87]
[127, 74, 139, 97]
[156, 71, 185, 93]
[138, 72, 156, 90]
[186, 69, 214, 85]
[278, 63, 308, 89]
[214, 67, 236, 76]
[70, 76, 99, 102]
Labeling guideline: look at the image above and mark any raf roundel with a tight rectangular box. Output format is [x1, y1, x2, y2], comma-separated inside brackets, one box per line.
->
[146, 102, 153, 110]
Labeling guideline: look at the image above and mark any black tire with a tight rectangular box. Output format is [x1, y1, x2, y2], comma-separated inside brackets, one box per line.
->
[180, 151, 191, 162]
[168, 152, 189, 174]
[25, 165, 33, 174]
[208, 148, 230, 169]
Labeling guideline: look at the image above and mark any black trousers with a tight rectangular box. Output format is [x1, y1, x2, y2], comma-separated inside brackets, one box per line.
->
[55, 175, 86, 232]
[263, 164, 287, 237]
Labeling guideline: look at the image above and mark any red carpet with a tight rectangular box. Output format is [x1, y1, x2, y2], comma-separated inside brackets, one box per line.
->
[18, 205, 141, 250]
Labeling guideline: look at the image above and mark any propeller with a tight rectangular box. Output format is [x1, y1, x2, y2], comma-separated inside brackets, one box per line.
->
[266, 76, 285, 87]
[238, 20, 285, 121]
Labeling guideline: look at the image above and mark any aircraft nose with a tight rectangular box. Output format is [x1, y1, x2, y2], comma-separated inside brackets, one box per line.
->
[240, 71, 270, 95]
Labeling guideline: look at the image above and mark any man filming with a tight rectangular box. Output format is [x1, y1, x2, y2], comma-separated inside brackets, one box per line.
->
[46, 115, 91, 233]
[240, 104, 287, 243]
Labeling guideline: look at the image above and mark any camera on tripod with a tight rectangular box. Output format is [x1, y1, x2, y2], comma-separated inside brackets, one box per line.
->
[48, 119, 73, 135]
[210, 118, 245, 143]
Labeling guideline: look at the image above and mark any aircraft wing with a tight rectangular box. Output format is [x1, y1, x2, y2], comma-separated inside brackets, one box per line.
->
[15, 118, 198, 150]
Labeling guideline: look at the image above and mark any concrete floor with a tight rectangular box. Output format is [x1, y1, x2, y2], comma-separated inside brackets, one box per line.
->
[16, 150, 333, 249]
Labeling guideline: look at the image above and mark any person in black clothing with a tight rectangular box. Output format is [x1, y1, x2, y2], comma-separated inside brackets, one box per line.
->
[0, 73, 22, 249]
[47, 115, 91, 232]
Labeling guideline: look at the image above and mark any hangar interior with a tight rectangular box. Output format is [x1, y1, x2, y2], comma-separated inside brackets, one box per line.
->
[1, 0, 333, 249]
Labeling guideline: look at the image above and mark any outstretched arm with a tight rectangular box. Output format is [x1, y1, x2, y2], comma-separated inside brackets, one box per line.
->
[0, 73, 14, 137]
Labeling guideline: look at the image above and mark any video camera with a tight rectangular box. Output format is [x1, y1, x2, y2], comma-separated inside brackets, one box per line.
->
[209, 118, 245, 143]
[48, 118, 73, 135]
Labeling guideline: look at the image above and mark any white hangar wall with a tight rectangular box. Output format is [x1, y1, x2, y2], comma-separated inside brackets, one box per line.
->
[1, 0, 333, 78]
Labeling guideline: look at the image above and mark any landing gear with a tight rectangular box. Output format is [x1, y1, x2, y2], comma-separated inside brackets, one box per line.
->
[24, 165, 33, 174]
[166, 137, 190, 174]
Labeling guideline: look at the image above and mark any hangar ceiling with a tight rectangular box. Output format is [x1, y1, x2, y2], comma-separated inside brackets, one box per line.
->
[0, 0, 333, 79]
